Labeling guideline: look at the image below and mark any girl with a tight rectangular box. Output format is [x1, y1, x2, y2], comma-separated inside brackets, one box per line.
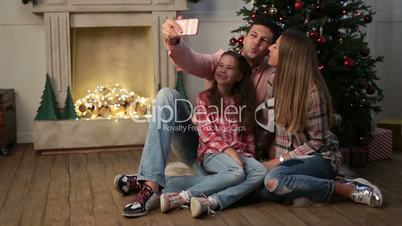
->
[258, 30, 383, 208]
[160, 51, 267, 217]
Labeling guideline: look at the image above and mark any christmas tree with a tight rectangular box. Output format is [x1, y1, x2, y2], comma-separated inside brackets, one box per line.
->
[230, 0, 383, 147]
[62, 86, 78, 120]
[35, 74, 60, 120]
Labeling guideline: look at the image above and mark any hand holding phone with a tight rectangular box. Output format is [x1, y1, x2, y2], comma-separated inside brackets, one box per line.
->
[175, 18, 199, 36]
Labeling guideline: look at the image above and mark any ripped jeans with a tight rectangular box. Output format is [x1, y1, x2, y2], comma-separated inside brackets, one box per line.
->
[259, 154, 336, 203]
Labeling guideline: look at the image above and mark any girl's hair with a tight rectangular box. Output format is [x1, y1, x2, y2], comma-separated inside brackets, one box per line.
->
[274, 30, 333, 134]
[206, 50, 256, 129]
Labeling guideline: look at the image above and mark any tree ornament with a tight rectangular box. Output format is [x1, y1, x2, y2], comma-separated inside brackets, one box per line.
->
[229, 37, 238, 46]
[366, 85, 376, 95]
[316, 35, 327, 45]
[294, 0, 305, 10]
[360, 48, 370, 57]
[364, 15, 373, 23]
[308, 30, 319, 39]
[358, 78, 369, 89]
[238, 36, 244, 44]
[315, 1, 323, 12]
[318, 64, 325, 72]
[268, 5, 278, 15]
[343, 57, 355, 68]
[250, 12, 257, 20]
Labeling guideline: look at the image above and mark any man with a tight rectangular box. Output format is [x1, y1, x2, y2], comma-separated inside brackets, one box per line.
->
[114, 16, 281, 217]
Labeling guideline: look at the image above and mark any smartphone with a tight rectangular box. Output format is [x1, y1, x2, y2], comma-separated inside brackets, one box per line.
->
[175, 18, 199, 36]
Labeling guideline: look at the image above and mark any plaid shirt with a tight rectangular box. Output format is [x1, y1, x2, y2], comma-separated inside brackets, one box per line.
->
[262, 74, 342, 173]
[193, 91, 255, 162]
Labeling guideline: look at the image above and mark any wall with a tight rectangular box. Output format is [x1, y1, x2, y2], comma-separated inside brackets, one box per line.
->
[0, 1, 45, 143]
[0, 0, 401, 143]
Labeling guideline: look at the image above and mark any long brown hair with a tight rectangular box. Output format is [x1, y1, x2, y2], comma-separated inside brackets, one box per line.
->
[206, 51, 257, 130]
[274, 30, 333, 134]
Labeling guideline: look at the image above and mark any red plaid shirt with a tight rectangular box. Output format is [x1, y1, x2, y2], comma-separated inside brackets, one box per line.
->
[262, 77, 342, 172]
[193, 91, 255, 162]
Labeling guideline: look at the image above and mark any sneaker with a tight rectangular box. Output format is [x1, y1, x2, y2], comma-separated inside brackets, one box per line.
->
[348, 178, 383, 208]
[160, 192, 189, 213]
[122, 184, 160, 217]
[190, 197, 216, 218]
[114, 174, 141, 196]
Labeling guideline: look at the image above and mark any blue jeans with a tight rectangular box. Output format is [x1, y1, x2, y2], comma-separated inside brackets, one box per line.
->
[258, 154, 336, 203]
[137, 88, 203, 187]
[166, 153, 266, 210]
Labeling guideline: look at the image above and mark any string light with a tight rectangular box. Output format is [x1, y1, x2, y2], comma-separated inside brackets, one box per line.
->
[75, 83, 152, 120]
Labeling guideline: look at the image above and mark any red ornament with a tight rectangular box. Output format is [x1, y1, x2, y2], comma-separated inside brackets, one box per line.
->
[364, 15, 373, 23]
[318, 64, 325, 72]
[360, 48, 370, 57]
[315, 3, 323, 12]
[358, 78, 368, 89]
[229, 37, 238, 46]
[308, 30, 319, 39]
[294, 0, 305, 10]
[238, 36, 244, 45]
[316, 35, 327, 45]
[251, 12, 257, 21]
[366, 85, 376, 95]
[343, 57, 355, 68]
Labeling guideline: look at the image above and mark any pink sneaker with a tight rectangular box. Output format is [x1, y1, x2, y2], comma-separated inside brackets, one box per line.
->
[160, 192, 189, 213]
[190, 197, 216, 218]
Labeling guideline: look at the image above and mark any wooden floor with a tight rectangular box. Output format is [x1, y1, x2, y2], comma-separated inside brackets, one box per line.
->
[0, 144, 401, 226]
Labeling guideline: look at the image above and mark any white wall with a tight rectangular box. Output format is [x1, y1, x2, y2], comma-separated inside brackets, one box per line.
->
[0, 0, 401, 143]
[0, 1, 45, 143]
[366, 0, 402, 120]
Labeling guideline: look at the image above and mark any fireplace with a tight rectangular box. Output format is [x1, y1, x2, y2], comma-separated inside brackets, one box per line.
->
[30, 0, 187, 151]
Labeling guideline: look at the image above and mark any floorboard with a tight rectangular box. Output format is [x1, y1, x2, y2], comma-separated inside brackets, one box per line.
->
[0, 144, 401, 226]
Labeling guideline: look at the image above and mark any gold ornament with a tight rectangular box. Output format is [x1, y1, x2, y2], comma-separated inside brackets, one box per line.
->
[268, 5, 278, 15]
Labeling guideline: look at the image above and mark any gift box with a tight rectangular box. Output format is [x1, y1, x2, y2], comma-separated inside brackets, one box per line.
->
[339, 147, 350, 166]
[350, 146, 368, 167]
[377, 119, 402, 151]
[368, 128, 392, 161]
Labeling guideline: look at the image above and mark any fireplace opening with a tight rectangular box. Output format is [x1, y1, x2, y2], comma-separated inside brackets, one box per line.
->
[71, 26, 154, 119]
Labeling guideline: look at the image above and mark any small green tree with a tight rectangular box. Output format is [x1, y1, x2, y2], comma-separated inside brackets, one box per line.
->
[35, 74, 60, 120]
[62, 86, 78, 120]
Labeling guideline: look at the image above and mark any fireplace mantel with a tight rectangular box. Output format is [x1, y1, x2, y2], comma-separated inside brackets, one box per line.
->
[31, 0, 187, 13]
[28, 0, 187, 106]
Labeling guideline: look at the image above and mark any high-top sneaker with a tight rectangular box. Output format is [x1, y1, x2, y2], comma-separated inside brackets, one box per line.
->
[114, 174, 141, 196]
[123, 184, 160, 217]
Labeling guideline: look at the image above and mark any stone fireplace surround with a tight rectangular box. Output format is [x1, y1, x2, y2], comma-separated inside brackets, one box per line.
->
[30, 0, 187, 152]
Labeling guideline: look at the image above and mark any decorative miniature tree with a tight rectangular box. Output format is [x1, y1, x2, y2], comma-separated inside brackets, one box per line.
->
[230, 0, 383, 147]
[62, 86, 78, 120]
[35, 74, 60, 120]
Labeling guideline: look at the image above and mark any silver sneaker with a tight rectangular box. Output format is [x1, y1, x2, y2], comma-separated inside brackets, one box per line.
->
[349, 178, 383, 208]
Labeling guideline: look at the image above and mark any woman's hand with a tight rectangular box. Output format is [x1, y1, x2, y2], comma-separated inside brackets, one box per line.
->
[262, 153, 292, 170]
[162, 16, 183, 46]
[262, 159, 280, 170]
[224, 147, 244, 167]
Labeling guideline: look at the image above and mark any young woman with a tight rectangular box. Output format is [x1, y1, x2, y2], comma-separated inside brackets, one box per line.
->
[258, 30, 383, 208]
[159, 51, 267, 217]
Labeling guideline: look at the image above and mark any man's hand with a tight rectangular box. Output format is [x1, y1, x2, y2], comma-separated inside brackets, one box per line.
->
[162, 16, 183, 46]
[223, 147, 244, 167]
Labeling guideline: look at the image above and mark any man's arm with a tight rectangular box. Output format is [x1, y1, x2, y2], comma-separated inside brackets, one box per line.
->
[162, 18, 224, 79]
